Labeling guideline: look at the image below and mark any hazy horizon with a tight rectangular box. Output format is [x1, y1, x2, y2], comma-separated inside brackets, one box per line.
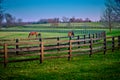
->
[3, 0, 105, 22]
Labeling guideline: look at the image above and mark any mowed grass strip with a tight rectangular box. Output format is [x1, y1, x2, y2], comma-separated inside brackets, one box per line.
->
[0, 50, 120, 80]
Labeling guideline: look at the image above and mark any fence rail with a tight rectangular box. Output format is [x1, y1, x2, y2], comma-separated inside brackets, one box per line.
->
[0, 32, 120, 67]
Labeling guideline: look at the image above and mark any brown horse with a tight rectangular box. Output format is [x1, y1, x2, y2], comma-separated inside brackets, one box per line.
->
[28, 32, 41, 38]
[68, 31, 74, 38]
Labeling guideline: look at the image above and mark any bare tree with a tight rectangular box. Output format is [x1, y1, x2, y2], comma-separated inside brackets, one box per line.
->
[69, 17, 75, 23]
[101, 0, 120, 32]
[84, 18, 91, 22]
[101, 0, 114, 32]
[5, 13, 14, 27]
[0, 12, 3, 27]
[0, 0, 20, 27]
[0, 0, 3, 28]
[113, 0, 120, 22]
[62, 16, 69, 23]
[17, 18, 23, 25]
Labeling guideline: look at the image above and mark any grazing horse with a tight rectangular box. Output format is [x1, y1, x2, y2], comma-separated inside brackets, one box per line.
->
[28, 32, 41, 38]
[68, 31, 74, 38]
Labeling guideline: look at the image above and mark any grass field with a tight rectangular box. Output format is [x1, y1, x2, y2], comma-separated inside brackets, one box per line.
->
[0, 50, 120, 80]
[0, 23, 120, 80]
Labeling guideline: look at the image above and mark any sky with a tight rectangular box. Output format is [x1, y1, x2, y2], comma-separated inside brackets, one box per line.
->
[3, 0, 105, 22]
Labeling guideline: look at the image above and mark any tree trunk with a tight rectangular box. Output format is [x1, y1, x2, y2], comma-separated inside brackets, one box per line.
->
[108, 14, 112, 32]
[109, 22, 112, 32]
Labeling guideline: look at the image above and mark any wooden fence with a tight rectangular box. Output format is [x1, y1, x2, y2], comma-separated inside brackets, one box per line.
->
[1, 31, 120, 67]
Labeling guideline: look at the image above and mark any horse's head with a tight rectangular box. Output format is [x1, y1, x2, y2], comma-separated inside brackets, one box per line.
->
[68, 31, 74, 38]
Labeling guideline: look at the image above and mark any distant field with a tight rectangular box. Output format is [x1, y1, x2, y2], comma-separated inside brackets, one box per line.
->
[0, 22, 120, 39]
[25, 22, 103, 27]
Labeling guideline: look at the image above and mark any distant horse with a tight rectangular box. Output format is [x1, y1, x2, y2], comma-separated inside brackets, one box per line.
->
[68, 31, 74, 38]
[28, 32, 41, 38]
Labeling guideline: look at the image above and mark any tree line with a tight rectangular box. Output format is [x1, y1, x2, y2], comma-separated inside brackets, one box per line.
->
[37, 17, 91, 24]
[0, 0, 23, 28]
[0, 0, 120, 31]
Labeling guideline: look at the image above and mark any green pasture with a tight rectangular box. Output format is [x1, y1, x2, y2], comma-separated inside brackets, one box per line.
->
[0, 32, 67, 39]
[0, 50, 120, 80]
[0, 22, 120, 39]
[0, 29, 120, 39]
[25, 22, 103, 27]
[0, 23, 120, 80]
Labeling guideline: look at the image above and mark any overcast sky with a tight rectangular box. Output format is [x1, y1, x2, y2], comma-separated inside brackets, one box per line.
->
[3, 0, 105, 22]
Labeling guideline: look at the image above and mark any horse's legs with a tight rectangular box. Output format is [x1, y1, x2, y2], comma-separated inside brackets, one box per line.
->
[36, 34, 38, 38]
[28, 34, 30, 38]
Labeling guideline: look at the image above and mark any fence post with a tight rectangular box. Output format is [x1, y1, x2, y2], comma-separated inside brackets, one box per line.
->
[77, 35, 80, 48]
[16, 39, 19, 54]
[4, 43, 8, 68]
[89, 34, 91, 43]
[112, 37, 115, 52]
[118, 36, 120, 49]
[96, 33, 98, 38]
[39, 38, 44, 63]
[101, 32, 103, 38]
[84, 35, 86, 44]
[95, 33, 98, 42]
[39, 37, 42, 49]
[68, 39, 72, 61]
[103, 37, 107, 55]
[40, 41, 44, 63]
[57, 37, 60, 51]
[69, 36, 72, 41]
[89, 38, 93, 57]
[99, 33, 101, 38]
[93, 34, 95, 43]
[103, 31, 106, 38]
[89, 34, 91, 39]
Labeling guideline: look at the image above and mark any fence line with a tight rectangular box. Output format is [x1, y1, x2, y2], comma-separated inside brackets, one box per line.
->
[0, 31, 105, 41]
[1, 32, 120, 67]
